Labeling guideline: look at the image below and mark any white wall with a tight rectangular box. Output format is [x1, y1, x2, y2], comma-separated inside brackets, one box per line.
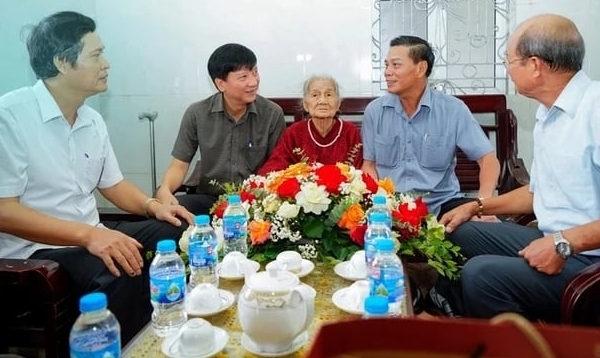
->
[0, 0, 597, 208]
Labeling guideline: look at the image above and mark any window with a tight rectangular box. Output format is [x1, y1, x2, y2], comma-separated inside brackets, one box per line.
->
[372, 0, 513, 94]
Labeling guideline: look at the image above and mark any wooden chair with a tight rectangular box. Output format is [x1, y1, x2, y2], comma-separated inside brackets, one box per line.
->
[0, 259, 76, 358]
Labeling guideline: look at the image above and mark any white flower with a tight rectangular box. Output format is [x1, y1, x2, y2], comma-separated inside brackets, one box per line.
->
[295, 182, 331, 215]
[178, 226, 193, 253]
[262, 193, 281, 213]
[345, 174, 368, 197]
[277, 201, 300, 219]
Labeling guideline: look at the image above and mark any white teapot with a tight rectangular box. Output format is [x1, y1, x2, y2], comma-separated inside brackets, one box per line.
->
[237, 266, 316, 353]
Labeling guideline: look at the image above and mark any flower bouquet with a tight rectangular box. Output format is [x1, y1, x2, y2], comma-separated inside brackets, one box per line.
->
[208, 161, 463, 279]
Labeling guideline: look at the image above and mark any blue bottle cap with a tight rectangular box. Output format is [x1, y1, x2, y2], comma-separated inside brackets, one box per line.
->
[228, 194, 241, 205]
[372, 195, 386, 205]
[195, 215, 210, 225]
[156, 239, 176, 253]
[364, 295, 388, 315]
[79, 292, 107, 313]
[370, 212, 387, 223]
[375, 238, 395, 252]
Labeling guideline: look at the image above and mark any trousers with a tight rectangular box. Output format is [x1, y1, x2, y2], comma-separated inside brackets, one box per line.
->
[437, 221, 600, 322]
[29, 219, 186, 345]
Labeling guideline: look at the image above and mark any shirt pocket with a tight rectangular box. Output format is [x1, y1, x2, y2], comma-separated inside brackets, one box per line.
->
[420, 134, 453, 170]
[374, 134, 399, 168]
[243, 145, 267, 173]
[78, 156, 105, 194]
[542, 153, 592, 211]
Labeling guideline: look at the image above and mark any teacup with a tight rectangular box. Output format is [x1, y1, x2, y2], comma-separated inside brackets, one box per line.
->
[221, 251, 248, 276]
[348, 250, 367, 276]
[176, 318, 215, 356]
[345, 280, 370, 309]
[275, 250, 303, 273]
[188, 283, 221, 312]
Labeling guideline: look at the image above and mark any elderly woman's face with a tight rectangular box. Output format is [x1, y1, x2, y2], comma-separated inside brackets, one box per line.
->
[303, 79, 341, 120]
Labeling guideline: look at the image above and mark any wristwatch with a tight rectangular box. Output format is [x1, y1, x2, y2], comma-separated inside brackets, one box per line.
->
[553, 231, 572, 259]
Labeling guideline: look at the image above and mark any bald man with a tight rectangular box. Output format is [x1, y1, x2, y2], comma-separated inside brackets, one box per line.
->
[436, 14, 600, 322]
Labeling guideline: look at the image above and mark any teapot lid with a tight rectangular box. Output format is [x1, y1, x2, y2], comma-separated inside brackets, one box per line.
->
[246, 266, 300, 293]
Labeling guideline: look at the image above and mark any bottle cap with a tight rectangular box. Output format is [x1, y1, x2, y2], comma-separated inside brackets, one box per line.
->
[364, 295, 388, 315]
[228, 194, 241, 205]
[195, 215, 210, 225]
[156, 239, 176, 253]
[372, 195, 386, 205]
[370, 212, 387, 223]
[79, 292, 108, 313]
[375, 238, 395, 252]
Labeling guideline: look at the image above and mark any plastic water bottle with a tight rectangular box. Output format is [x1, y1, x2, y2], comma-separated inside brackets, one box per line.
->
[364, 212, 393, 267]
[367, 194, 392, 228]
[368, 238, 404, 316]
[149, 239, 187, 337]
[222, 194, 249, 256]
[188, 214, 219, 289]
[363, 295, 389, 318]
[69, 292, 120, 357]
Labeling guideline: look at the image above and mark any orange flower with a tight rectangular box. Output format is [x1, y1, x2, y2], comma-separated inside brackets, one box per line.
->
[338, 203, 365, 230]
[248, 220, 271, 245]
[378, 177, 395, 194]
[267, 162, 312, 192]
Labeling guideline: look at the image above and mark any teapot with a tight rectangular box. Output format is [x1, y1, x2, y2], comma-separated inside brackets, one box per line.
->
[237, 266, 316, 353]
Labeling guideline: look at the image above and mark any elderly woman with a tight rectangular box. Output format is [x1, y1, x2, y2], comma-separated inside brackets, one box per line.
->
[257, 75, 363, 175]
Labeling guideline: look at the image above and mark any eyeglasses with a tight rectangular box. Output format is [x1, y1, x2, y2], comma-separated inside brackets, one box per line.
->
[502, 56, 526, 67]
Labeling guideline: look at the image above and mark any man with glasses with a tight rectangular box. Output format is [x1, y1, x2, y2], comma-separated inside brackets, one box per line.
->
[440, 14, 600, 322]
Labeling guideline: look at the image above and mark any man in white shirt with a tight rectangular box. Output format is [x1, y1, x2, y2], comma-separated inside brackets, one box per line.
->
[439, 14, 600, 322]
[0, 11, 193, 344]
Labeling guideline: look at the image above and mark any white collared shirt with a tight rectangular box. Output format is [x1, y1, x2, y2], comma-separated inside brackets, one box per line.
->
[530, 71, 600, 256]
[0, 80, 123, 258]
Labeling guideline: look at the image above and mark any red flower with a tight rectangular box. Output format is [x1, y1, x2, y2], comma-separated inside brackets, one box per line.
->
[362, 172, 379, 194]
[391, 196, 429, 240]
[212, 200, 228, 219]
[240, 190, 256, 204]
[349, 223, 367, 246]
[276, 178, 301, 199]
[315, 165, 346, 194]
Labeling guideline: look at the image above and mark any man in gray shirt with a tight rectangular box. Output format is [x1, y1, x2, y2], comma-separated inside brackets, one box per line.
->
[157, 43, 286, 214]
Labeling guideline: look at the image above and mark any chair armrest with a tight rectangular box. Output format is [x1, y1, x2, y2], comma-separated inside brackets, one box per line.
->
[0, 258, 70, 301]
[561, 261, 600, 325]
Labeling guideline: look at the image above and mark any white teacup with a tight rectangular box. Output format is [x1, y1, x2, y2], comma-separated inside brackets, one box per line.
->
[275, 250, 303, 273]
[348, 250, 367, 276]
[345, 280, 370, 309]
[221, 251, 248, 276]
[177, 318, 215, 356]
[188, 283, 221, 312]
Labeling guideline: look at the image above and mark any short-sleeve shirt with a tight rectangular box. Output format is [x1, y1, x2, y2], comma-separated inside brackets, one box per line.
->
[0, 81, 123, 259]
[529, 71, 600, 256]
[171, 93, 285, 196]
[362, 87, 493, 216]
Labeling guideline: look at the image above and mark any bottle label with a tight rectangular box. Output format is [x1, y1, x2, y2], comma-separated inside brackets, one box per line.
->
[223, 214, 247, 242]
[70, 332, 120, 357]
[150, 272, 186, 304]
[368, 267, 403, 303]
[188, 242, 218, 268]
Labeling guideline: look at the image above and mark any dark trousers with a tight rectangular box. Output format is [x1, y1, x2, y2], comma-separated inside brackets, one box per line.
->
[176, 193, 218, 216]
[29, 219, 186, 345]
[436, 221, 600, 322]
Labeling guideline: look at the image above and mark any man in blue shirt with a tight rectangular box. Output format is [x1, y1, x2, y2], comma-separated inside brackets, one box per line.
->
[440, 14, 600, 322]
[361, 36, 500, 218]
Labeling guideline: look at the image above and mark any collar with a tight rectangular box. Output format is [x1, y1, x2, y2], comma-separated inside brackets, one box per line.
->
[211, 92, 258, 115]
[536, 71, 591, 122]
[33, 80, 94, 129]
[382, 86, 432, 117]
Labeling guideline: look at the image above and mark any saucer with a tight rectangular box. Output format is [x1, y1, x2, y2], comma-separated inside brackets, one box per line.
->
[161, 326, 228, 358]
[332, 287, 365, 315]
[185, 289, 235, 317]
[216, 259, 260, 280]
[334, 261, 367, 281]
[241, 331, 308, 357]
[265, 259, 315, 278]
